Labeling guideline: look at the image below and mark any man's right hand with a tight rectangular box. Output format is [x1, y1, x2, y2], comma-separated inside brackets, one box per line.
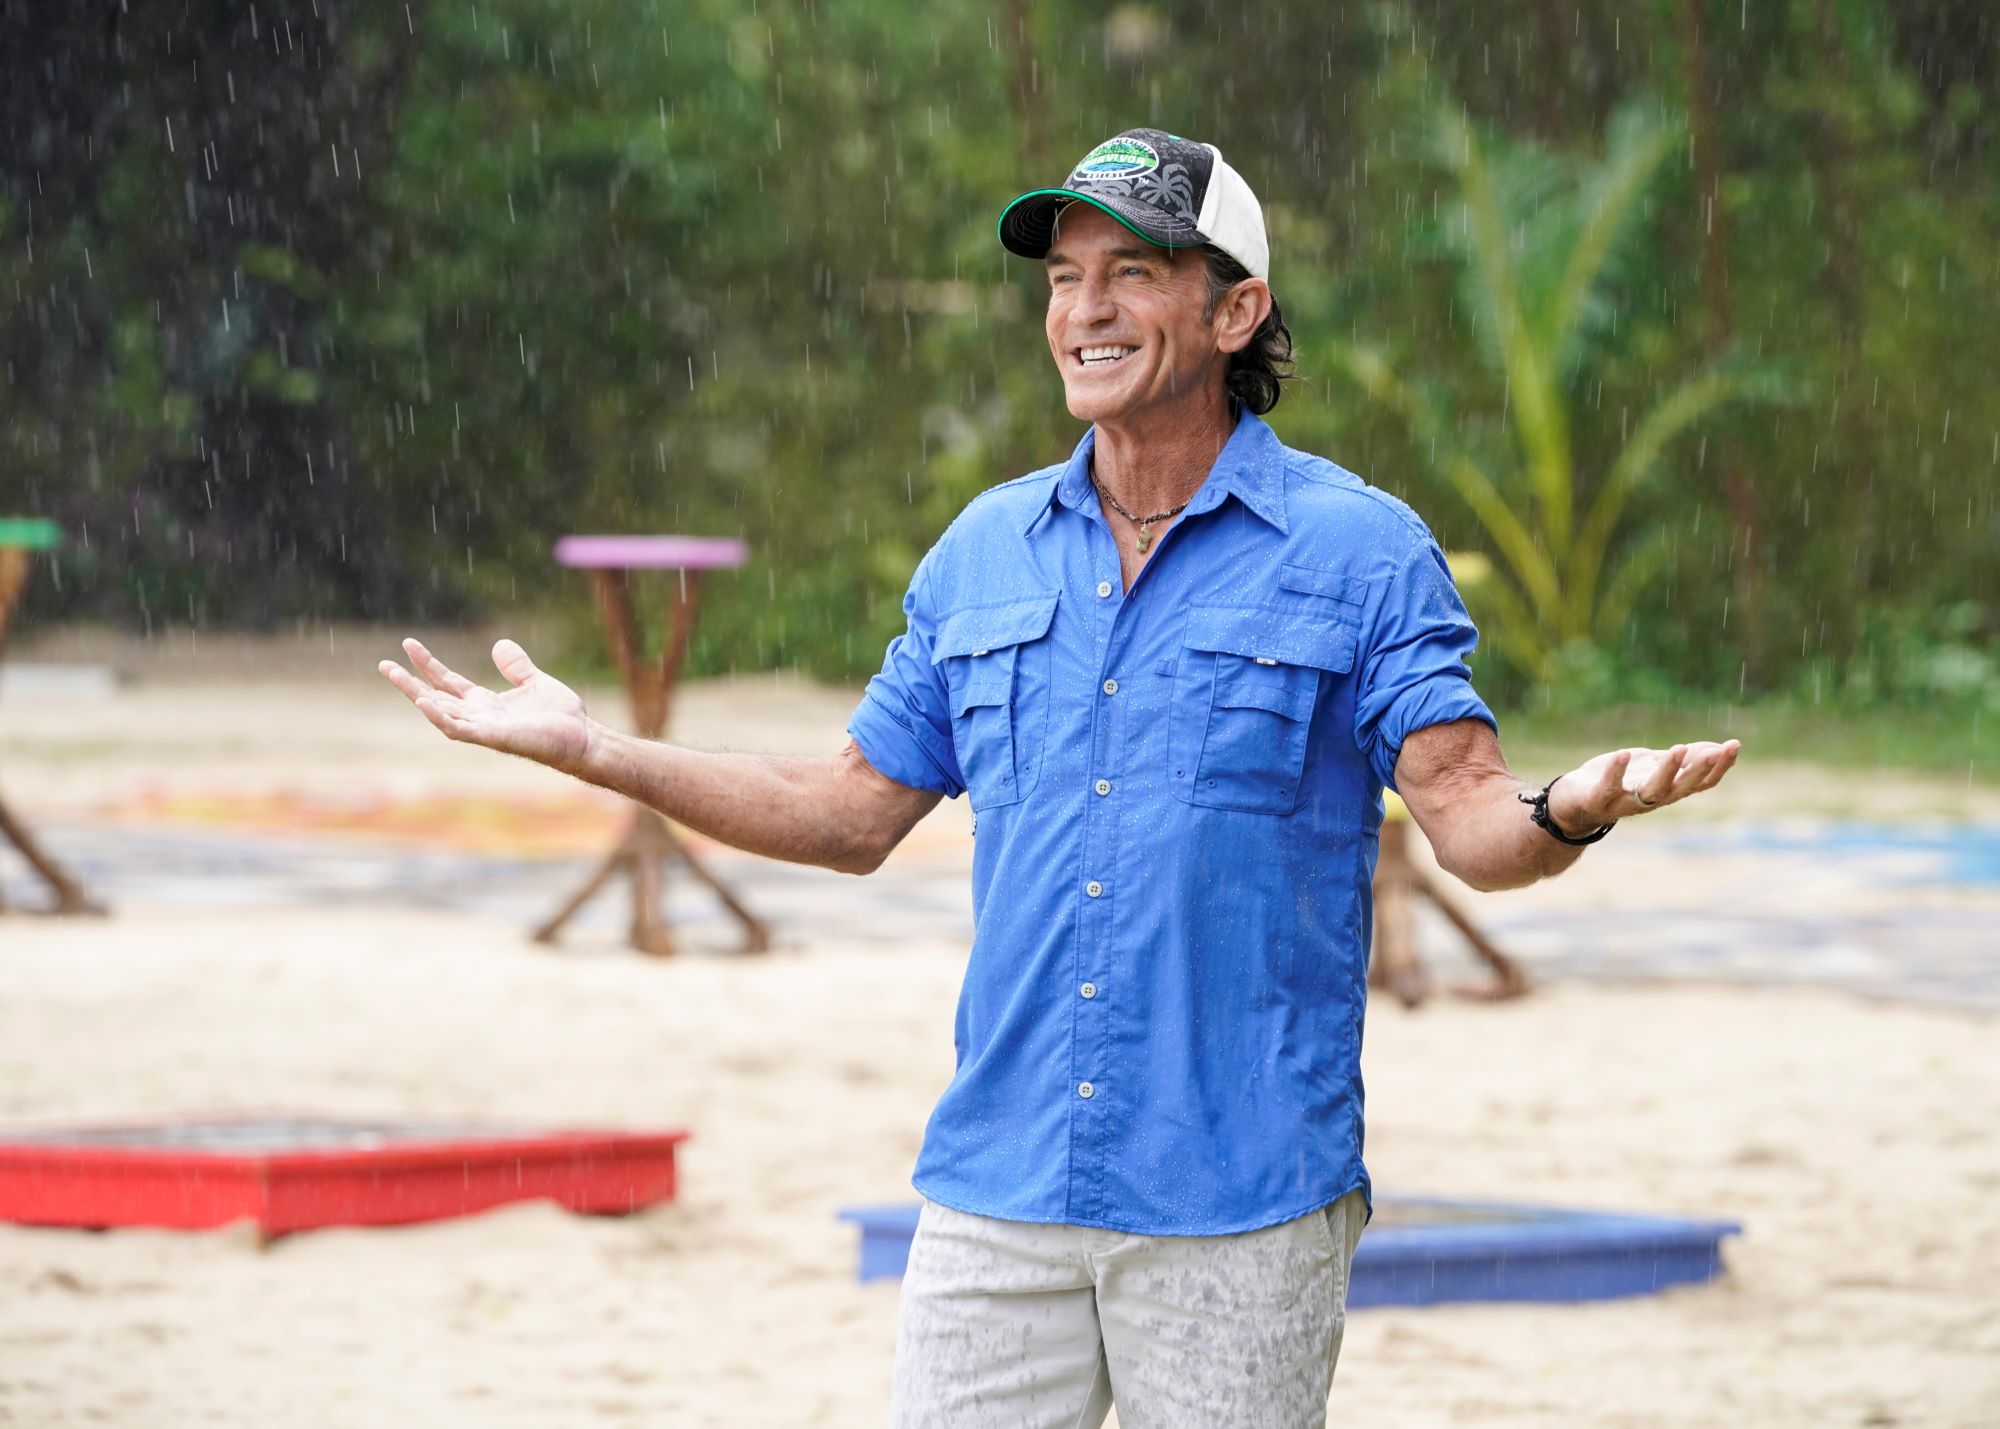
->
[379, 637, 596, 775]
[382, 635, 941, 875]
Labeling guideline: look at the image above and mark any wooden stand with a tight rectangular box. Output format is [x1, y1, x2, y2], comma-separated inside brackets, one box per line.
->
[1370, 808, 1526, 1008]
[533, 537, 769, 957]
[0, 790, 103, 916]
[0, 522, 106, 918]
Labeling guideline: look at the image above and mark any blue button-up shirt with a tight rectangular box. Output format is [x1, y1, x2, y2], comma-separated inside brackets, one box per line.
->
[848, 407, 1495, 1236]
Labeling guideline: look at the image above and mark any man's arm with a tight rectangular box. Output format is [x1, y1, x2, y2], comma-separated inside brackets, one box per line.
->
[1393, 717, 1740, 892]
[379, 637, 941, 875]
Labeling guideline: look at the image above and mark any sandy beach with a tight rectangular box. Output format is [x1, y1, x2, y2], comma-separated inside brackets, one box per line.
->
[1, 628, 1997, 1426]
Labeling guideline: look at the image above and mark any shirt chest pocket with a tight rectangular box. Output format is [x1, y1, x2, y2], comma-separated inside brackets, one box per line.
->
[932, 592, 1060, 811]
[1171, 595, 1359, 815]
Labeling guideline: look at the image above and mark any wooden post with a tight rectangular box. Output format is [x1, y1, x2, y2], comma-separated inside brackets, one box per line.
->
[1370, 821, 1431, 1009]
[1370, 798, 1527, 1006]
[0, 548, 29, 654]
[0, 522, 106, 917]
[538, 539, 767, 957]
[0, 797, 103, 916]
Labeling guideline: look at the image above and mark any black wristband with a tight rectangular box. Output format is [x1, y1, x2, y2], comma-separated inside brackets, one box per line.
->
[1517, 775, 1615, 846]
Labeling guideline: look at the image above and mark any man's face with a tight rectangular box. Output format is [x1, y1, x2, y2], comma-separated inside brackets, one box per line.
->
[1042, 204, 1226, 426]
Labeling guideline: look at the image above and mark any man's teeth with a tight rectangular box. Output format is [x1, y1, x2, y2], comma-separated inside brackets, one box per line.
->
[1080, 346, 1136, 365]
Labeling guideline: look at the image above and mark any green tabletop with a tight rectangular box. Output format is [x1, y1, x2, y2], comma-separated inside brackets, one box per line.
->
[0, 519, 61, 551]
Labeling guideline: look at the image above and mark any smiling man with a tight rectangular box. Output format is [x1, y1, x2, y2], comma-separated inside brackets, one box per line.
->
[380, 127, 1739, 1427]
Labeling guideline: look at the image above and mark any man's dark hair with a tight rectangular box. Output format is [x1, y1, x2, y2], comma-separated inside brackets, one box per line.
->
[1199, 247, 1294, 416]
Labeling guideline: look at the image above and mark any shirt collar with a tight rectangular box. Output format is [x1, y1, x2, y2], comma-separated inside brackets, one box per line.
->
[1026, 405, 1289, 537]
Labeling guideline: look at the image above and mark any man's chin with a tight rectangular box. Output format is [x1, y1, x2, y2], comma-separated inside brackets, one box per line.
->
[1060, 381, 1130, 425]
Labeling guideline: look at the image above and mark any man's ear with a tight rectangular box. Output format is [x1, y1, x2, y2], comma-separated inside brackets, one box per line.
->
[1212, 277, 1272, 355]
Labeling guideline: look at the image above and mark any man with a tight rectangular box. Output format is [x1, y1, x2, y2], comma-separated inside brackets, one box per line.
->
[380, 128, 1739, 1427]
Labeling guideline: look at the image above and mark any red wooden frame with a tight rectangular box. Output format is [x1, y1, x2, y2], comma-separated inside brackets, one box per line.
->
[0, 1118, 689, 1238]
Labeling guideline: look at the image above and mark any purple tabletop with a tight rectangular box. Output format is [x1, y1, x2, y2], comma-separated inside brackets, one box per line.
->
[553, 536, 749, 571]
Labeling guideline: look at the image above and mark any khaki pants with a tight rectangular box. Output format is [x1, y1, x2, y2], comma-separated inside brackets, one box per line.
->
[890, 1190, 1366, 1429]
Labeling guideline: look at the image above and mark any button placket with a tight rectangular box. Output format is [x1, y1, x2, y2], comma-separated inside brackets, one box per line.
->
[1072, 537, 1132, 1227]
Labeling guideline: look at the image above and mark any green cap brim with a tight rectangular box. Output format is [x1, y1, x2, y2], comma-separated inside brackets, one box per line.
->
[996, 189, 1201, 260]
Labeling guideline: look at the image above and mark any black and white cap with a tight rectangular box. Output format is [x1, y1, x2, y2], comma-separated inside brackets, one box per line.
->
[997, 127, 1269, 281]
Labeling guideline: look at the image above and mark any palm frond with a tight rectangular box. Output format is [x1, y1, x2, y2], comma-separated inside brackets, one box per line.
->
[1569, 365, 1771, 624]
[1592, 527, 1677, 647]
[1544, 105, 1685, 378]
[1330, 342, 1561, 620]
[1435, 105, 1574, 558]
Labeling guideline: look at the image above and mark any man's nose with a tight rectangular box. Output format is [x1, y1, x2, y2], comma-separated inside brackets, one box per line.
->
[1073, 278, 1118, 325]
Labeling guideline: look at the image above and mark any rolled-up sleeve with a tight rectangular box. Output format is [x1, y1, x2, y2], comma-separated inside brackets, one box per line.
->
[848, 553, 965, 797]
[1353, 534, 1497, 791]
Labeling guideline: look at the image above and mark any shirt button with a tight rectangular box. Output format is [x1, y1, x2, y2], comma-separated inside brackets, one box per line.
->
[1094, 779, 1111, 796]
[1085, 881, 1103, 898]
[1096, 580, 1113, 598]
[1078, 1081, 1095, 1099]
[1080, 982, 1097, 999]
[1101, 678, 1119, 695]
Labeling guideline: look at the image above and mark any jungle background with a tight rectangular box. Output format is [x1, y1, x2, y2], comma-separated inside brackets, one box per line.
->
[4, 0, 1996, 769]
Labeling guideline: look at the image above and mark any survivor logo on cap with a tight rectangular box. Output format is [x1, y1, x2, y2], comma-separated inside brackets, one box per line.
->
[1072, 136, 1160, 181]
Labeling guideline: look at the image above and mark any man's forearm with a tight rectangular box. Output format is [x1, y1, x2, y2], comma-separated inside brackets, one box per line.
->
[1393, 719, 1595, 892]
[571, 726, 906, 875]
[1424, 777, 1586, 892]
[1400, 720, 1739, 892]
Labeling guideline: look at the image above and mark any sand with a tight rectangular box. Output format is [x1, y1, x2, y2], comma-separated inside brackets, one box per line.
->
[0, 627, 1996, 1426]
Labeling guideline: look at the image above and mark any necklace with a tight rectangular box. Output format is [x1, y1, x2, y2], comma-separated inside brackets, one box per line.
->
[1091, 475, 1190, 554]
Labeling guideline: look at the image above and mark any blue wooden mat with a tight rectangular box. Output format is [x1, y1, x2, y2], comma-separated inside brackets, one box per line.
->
[838, 1197, 1741, 1307]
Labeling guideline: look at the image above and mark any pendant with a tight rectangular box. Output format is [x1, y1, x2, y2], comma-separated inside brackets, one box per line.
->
[1135, 527, 1154, 554]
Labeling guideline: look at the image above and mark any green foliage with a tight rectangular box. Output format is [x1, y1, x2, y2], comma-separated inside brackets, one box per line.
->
[3, 0, 1996, 713]
[1803, 600, 2000, 714]
[1329, 94, 1793, 683]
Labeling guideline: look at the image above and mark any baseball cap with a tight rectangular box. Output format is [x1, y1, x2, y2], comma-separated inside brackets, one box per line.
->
[997, 127, 1269, 281]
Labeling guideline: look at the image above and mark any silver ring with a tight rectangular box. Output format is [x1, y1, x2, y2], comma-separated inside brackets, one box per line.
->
[1633, 791, 1657, 808]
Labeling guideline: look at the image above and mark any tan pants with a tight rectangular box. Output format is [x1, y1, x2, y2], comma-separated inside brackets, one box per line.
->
[890, 1190, 1367, 1429]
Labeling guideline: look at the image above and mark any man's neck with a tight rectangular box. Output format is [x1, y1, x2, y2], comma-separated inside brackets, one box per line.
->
[1089, 386, 1237, 515]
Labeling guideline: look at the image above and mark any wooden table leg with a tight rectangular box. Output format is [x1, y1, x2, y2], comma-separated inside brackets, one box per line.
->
[1369, 819, 1529, 1005]
[627, 810, 677, 958]
[586, 572, 638, 709]
[536, 567, 768, 957]
[1369, 822, 1431, 1008]
[0, 793, 105, 916]
[1411, 866, 1531, 1000]
[663, 825, 772, 954]
[531, 836, 635, 946]
[0, 548, 29, 653]
[0, 543, 105, 918]
[646, 570, 770, 952]
[653, 570, 702, 732]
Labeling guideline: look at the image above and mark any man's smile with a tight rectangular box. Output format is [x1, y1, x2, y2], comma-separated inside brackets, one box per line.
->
[1073, 344, 1140, 369]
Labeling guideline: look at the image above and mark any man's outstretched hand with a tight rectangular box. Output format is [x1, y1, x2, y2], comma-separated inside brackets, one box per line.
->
[1547, 739, 1742, 835]
[378, 637, 596, 774]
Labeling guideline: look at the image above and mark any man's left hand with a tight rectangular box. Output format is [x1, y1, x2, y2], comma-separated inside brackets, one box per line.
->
[1548, 739, 1742, 835]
